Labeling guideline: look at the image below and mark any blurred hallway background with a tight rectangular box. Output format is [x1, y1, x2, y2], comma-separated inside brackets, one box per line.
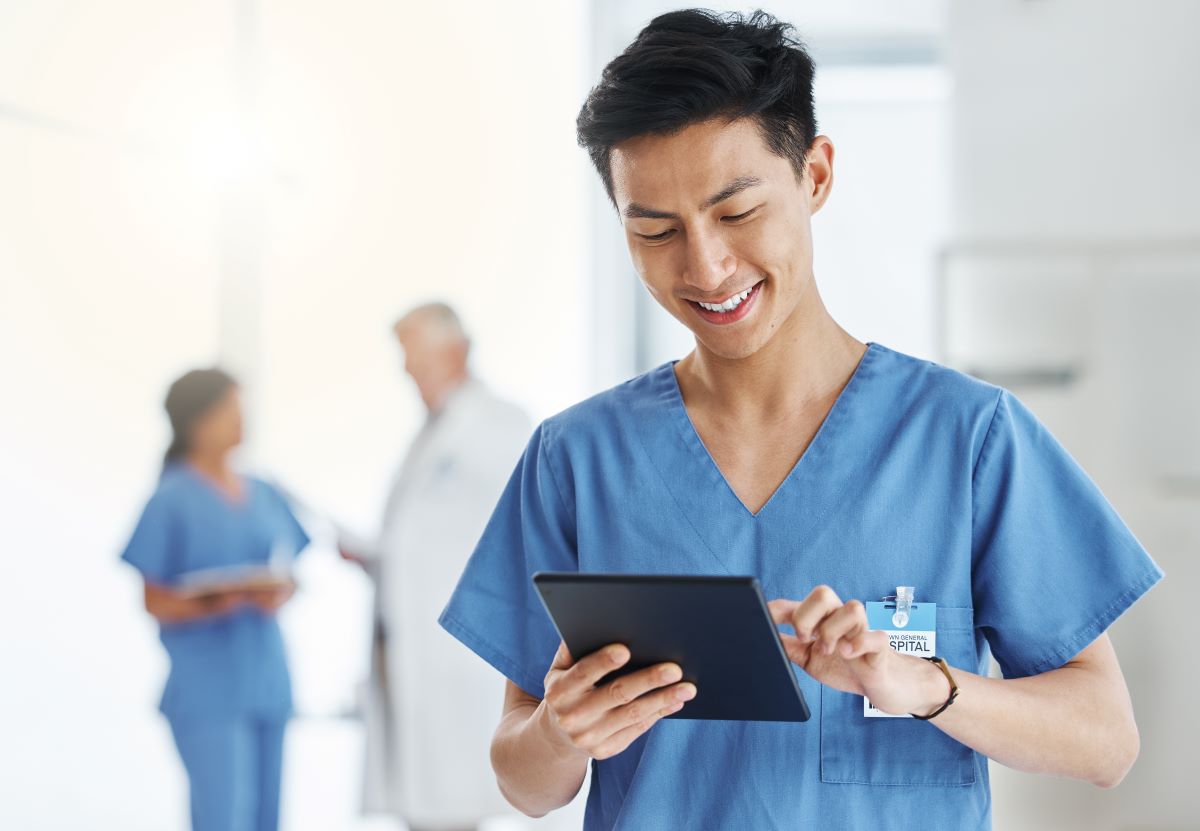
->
[1, 2, 1195, 829]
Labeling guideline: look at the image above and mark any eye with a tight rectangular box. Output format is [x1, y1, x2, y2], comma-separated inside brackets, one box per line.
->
[722, 207, 759, 223]
[638, 229, 676, 243]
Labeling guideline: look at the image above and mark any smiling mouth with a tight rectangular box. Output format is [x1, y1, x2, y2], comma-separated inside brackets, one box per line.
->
[687, 280, 764, 324]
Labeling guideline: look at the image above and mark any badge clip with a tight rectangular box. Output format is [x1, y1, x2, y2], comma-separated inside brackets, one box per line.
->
[882, 585, 915, 628]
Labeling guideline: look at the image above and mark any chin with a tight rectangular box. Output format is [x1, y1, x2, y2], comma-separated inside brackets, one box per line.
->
[693, 331, 765, 361]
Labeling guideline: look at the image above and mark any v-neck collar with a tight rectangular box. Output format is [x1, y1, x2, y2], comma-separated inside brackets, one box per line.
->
[659, 342, 878, 519]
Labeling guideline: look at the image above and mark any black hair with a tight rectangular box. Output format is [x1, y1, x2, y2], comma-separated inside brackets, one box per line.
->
[162, 368, 237, 471]
[576, 8, 818, 203]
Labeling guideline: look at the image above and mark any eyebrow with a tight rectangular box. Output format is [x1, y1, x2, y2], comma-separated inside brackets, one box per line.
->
[622, 175, 764, 220]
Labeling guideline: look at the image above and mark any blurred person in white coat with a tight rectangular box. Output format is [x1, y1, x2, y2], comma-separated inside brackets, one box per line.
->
[341, 302, 532, 831]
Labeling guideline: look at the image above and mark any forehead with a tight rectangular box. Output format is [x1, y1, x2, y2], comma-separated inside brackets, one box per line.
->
[609, 117, 786, 210]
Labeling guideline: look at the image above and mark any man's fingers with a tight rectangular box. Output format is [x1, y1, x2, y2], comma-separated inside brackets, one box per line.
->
[768, 598, 802, 625]
[611, 681, 696, 733]
[545, 641, 612, 710]
[789, 585, 843, 642]
[585, 681, 695, 752]
[590, 693, 688, 760]
[571, 661, 685, 725]
[777, 632, 810, 665]
[549, 643, 631, 705]
[813, 600, 868, 656]
[553, 667, 692, 755]
[840, 628, 891, 662]
[550, 641, 574, 671]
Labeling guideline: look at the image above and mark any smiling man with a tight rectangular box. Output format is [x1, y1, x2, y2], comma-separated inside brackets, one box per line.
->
[438, 9, 1162, 830]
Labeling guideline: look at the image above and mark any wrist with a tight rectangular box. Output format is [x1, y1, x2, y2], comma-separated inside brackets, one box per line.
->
[911, 656, 960, 720]
[910, 655, 952, 717]
[533, 700, 588, 762]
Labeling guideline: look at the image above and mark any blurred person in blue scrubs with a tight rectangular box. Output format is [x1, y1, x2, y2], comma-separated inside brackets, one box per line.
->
[439, 9, 1163, 830]
[122, 368, 309, 831]
[339, 303, 530, 831]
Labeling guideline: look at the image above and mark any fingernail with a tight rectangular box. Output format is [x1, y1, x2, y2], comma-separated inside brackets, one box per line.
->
[660, 664, 682, 682]
[610, 647, 629, 664]
[677, 685, 696, 701]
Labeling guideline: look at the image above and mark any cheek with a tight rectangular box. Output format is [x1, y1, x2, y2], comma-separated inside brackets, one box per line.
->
[738, 214, 810, 280]
[191, 420, 217, 448]
[629, 246, 676, 297]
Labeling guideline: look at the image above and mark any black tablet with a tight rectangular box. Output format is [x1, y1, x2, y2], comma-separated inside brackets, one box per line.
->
[532, 572, 810, 722]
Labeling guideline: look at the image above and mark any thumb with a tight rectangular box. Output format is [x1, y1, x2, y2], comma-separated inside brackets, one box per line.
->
[550, 640, 574, 671]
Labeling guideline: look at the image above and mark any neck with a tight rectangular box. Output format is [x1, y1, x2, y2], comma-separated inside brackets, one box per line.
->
[678, 286, 865, 419]
[425, 370, 470, 414]
[185, 449, 231, 480]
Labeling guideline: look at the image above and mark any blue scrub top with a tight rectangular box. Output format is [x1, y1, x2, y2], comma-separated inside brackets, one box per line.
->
[122, 464, 310, 720]
[439, 343, 1163, 831]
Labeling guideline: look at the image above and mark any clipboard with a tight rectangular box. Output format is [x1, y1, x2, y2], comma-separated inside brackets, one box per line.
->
[532, 572, 810, 722]
[174, 563, 293, 600]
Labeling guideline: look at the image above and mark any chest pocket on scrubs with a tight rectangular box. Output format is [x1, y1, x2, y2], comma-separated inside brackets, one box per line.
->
[818, 606, 977, 786]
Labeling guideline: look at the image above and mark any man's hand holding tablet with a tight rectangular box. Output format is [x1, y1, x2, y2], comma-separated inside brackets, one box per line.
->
[538, 641, 697, 761]
[531, 572, 811, 753]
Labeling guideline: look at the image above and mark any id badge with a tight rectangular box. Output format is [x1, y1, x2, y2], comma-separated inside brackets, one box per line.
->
[863, 600, 936, 717]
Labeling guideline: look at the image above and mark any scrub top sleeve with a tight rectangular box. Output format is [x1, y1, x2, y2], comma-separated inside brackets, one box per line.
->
[970, 390, 1164, 679]
[439, 421, 578, 699]
[120, 490, 177, 583]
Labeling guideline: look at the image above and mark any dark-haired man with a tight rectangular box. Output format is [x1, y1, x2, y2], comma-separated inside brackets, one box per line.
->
[439, 9, 1161, 829]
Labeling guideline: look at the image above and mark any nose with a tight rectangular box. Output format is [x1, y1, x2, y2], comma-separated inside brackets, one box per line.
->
[681, 228, 736, 293]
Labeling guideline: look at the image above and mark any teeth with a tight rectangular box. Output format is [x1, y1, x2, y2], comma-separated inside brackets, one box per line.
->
[698, 285, 755, 313]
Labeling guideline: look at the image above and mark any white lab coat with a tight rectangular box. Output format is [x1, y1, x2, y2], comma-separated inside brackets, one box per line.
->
[359, 377, 531, 829]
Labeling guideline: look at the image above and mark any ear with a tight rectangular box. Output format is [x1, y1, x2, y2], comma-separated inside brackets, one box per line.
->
[805, 136, 835, 214]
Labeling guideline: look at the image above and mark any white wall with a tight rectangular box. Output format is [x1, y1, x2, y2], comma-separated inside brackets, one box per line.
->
[949, 0, 1200, 241]
[0, 6, 231, 826]
[947, 2, 1200, 828]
